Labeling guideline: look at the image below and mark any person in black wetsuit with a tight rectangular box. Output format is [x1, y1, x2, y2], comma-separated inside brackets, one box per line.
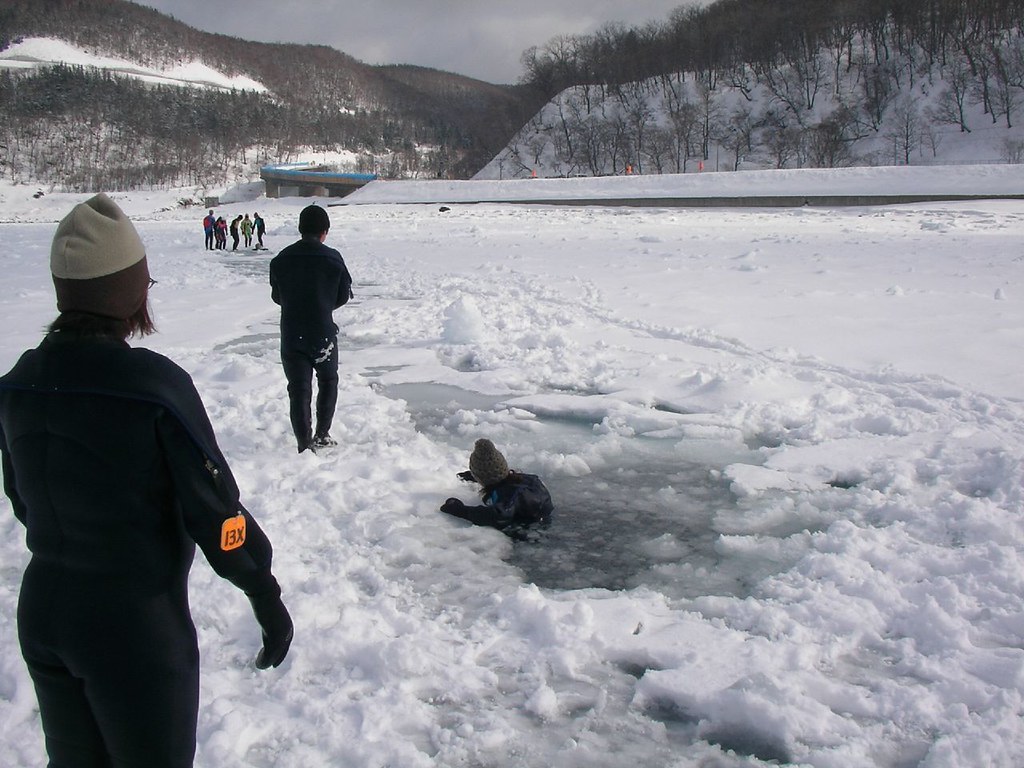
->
[269, 204, 353, 453]
[440, 438, 554, 538]
[253, 211, 266, 248]
[0, 193, 293, 768]
[230, 214, 242, 251]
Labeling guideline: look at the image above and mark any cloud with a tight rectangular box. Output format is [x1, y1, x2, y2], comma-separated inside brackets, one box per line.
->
[135, 0, 698, 83]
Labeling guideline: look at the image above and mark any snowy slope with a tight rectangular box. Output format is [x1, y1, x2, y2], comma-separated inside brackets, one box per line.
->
[0, 36, 267, 92]
[477, 47, 1024, 180]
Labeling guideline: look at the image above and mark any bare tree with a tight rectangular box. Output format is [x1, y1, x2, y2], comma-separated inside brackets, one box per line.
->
[988, 37, 1023, 128]
[931, 57, 974, 132]
[1000, 137, 1024, 163]
[884, 96, 923, 165]
[762, 110, 803, 168]
[861, 61, 899, 129]
[642, 127, 675, 174]
[694, 74, 721, 163]
[616, 80, 655, 173]
[717, 103, 759, 171]
[806, 105, 859, 168]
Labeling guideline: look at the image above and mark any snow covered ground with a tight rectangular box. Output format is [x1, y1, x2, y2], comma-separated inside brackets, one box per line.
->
[1, 166, 1023, 767]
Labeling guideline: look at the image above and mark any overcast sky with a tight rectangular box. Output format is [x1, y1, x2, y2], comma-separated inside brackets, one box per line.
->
[133, 1, 703, 84]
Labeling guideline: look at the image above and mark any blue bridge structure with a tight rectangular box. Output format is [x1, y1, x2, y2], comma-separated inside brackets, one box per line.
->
[260, 163, 377, 199]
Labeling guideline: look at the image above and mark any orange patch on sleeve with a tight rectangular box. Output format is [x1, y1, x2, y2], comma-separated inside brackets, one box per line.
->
[220, 514, 246, 551]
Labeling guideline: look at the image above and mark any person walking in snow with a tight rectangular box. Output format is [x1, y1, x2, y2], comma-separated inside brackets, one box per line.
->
[230, 214, 242, 251]
[215, 216, 228, 249]
[0, 194, 293, 768]
[253, 211, 266, 248]
[269, 204, 353, 453]
[202, 209, 216, 250]
[241, 213, 254, 248]
[440, 438, 554, 537]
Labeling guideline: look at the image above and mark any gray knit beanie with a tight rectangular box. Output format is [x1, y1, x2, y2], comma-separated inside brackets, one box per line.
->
[51, 193, 150, 320]
[469, 438, 510, 487]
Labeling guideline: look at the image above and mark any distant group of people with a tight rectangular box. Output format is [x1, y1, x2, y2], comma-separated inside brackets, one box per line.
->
[203, 209, 266, 251]
[0, 196, 554, 768]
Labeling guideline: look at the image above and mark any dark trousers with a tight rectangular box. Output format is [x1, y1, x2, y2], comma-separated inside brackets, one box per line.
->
[19, 570, 200, 768]
[281, 336, 339, 450]
[204, 231, 214, 249]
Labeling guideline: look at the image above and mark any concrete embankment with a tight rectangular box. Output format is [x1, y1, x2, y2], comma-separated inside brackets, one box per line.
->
[424, 193, 1024, 208]
[340, 166, 1024, 208]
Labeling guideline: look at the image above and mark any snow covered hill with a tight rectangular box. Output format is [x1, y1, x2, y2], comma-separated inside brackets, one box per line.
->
[0, 36, 268, 92]
[480, 18, 1024, 181]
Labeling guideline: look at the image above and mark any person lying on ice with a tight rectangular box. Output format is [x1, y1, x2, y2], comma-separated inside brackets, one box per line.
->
[440, 438, 553, 536]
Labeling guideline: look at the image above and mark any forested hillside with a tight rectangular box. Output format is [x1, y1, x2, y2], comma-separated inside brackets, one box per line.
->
[485, 0, 1024, 178]
[3, 0, 1023, 190]
[0, 0, 544, 190]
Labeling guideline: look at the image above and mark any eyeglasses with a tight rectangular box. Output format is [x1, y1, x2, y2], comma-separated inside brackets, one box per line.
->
[148, 278, 158, 288]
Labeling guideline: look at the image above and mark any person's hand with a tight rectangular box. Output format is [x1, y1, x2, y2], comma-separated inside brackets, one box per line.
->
[249, 589, 294, 669]
[440, 497, 465, 515]
[457, 471, 476, 482]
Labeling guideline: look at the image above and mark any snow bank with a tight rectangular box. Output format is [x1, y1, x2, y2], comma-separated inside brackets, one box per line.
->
[347, 164, 1024, 204]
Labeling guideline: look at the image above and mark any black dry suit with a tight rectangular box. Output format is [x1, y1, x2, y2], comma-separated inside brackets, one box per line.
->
[270, 236, 352, 449]
[0, 334, 281, 768]
[443, 472, 554, 538]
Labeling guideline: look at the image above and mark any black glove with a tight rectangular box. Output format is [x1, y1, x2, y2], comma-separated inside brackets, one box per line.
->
[249, 586, 294, 670]
[457, 471, 476, 482]
[440, 497, 466, 516]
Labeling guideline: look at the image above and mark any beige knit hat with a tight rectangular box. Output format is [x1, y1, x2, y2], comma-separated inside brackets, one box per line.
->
[469, 438, 510, 487]
[51, 193, 150, 320]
